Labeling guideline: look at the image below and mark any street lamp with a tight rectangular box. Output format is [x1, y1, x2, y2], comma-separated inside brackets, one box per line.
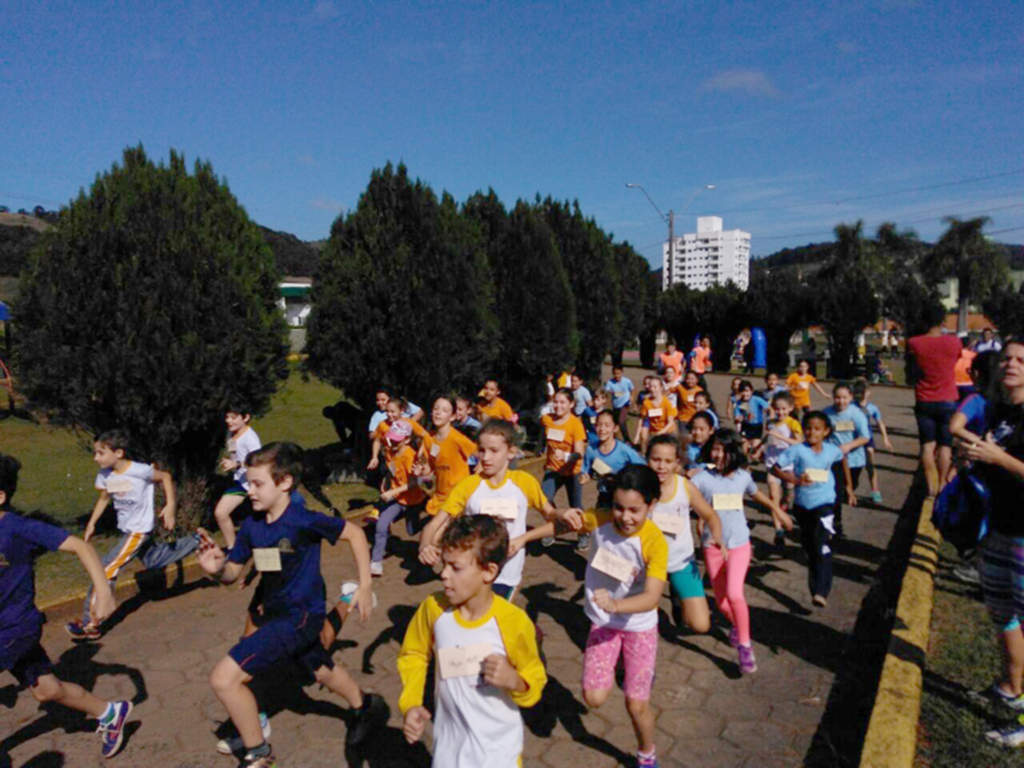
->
[626, 183, 715, 288]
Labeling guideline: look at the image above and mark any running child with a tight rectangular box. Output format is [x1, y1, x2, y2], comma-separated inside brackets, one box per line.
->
[478, 379, 516, 423]
[454, 395, 483, 435]
[539, 388, 589, 550]
[690, 430, 791, 673]
[571, 373, 596, 431]
[757, 392, 804, 548]
[581, 410, 647, 507]
[771, 412, 852, 607]
[400, 515, 547, 767]
[370, 420, 427, 576]
[578, 465, 669, 768]
[725, 376, 744, 422]
[420, 396, 478, 521]
[646, 435, 725, 634]
[214, 405, 262, 549]
[639, 377, 677, 454]
[662, 366, 683, 409]
[852, 379, 895, 504]
[693, 391, 720, 430]
[197, 443, 385, 767]
[368, 398, 429, 472]
[733, 380, 770, 455]
[588, 392, 611, 444]
[760, 372, 787, 404]
[675, 370, 704, 425]
[604, 366, 635, 442]
[823, 383, 871, 537]
[685, 412, 716, 471]
[0, 453, 133, 759]
[631, 376, 654, 446]
[66, 430, 199, 641]
[787, 359, 830, 418]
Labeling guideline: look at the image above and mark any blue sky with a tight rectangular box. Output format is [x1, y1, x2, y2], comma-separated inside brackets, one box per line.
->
[2, 1, 1021, 264]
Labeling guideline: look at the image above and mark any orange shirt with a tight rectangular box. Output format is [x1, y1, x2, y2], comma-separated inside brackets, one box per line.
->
[691, 346, 712, 374]
[390, 445, 426, 507]
[642, 396, 677, 433]
[659, 350, 684, 374]
[541, 413, 586, 474]
[675, 385, 703, 422]
[786, 373, 816, 408]
[955, 349, 976, 386]
[374, 418, 429, 462]
[478, 397, 515, 422]
[422, 428, 478, 515]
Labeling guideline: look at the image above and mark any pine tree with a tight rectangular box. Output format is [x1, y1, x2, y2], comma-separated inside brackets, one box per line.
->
[15, 146, 288, 527]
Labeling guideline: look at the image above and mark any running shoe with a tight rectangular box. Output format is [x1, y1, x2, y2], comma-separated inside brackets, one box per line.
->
[870, 491, 883, 504]
[239, 748, 278, 768]
[576, 533, 591, 553]
[66, 620, 102, 642]
[986, 715, 1024, 747]
[370, 561, 383, 577]
[366, 507, 380, 521]
[952, 563, 982, 586]
[636, 750, 659, 767]
[541, 536, 555, 548]
[216, 712, 271, 755]
[971, 683, 1024, 710]
[346, 693, 389, 749]
[98, 700, 133, 758]
[738, 644, 757, 674]
[813, 595, 828, 608]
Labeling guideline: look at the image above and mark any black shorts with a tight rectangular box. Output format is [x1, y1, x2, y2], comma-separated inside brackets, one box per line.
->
[229, 611, 331, 682]
[914, 401, 957, 447]
[740, 423, 763, 441]
[1, 629, 53, 688]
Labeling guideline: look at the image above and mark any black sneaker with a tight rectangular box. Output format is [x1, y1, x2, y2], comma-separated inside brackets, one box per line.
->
[346, 693, 389, 749]
[576, 533, 591, 553]
[774, 529, 786, 549]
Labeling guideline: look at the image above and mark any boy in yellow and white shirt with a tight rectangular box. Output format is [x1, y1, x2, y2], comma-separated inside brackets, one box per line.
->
[419, 420, 583, 600]
[400, 515, 546, 768]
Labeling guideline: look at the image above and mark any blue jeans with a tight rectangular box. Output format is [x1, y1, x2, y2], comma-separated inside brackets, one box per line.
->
[542, 471, 582, 509]
[83, 531, 200, 625]
[372, 501, 419, 563]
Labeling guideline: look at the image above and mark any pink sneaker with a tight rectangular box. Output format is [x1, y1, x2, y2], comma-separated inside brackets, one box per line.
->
[738, 644, 757, 674]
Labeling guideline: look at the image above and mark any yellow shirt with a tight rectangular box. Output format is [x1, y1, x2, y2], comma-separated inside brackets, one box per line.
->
[786, 373, 816, 408]
[642, 395, 677, 433]
[540, 413, 586, 474]
[478, 397, 515, 422]
[675, 385, 703, 423]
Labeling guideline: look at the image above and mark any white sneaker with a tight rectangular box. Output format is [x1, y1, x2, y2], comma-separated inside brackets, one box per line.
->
[370, 561, 383, 577]
[216, 712, 271, 755]
[986, 715, 1024, 747]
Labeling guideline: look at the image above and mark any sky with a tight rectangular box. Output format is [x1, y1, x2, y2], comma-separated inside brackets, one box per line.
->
[2, 0, 1022, 265]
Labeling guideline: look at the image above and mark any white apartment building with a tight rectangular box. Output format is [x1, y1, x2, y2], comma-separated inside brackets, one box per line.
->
[662, 216, 751, 291]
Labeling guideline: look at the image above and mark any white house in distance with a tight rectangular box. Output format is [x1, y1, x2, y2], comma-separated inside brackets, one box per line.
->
[279, 277, 313, 327]
[662, 216, 751, 291]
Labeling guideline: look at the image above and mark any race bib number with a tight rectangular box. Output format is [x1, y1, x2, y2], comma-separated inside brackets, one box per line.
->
[834, 421, 855, 433]
[591, 547, 640, 584]
[799, 381, 810, 390]
[591, 457, 613, 476]
[437, 642, 493, 680]
[227, 439, 238, 453]
[105, 477, 133, 494]
[712, 493, 744, 511]
[253, 548, 282, 572]
[805, 468, 831, 483]
[647, 408, 663, 418]
[652, 512, 687, 536]
[546, 428, 566, 443]
[480, 498, 519, 520]
[430, 443, 441, 458]
[687, 394, 696, 403]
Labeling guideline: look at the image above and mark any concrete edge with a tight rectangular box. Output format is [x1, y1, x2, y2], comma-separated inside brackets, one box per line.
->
[859, 498, 938, 768]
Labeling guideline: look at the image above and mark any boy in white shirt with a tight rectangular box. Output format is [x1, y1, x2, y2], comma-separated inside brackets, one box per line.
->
[400, 514, 547, 767]
[213, 405, 263, 549]
[66, 430, 198, 641]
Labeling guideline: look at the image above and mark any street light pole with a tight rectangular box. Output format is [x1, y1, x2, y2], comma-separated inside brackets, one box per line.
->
[627, 183, 715, 290]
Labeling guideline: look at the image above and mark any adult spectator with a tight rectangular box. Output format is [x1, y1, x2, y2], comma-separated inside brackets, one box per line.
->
[960, 342, 1024, 745]
[976, 328, 1003, 354]
[691, 336, 713, 389]
[658, 341, 684, 377]
[907, 307, 961, 496]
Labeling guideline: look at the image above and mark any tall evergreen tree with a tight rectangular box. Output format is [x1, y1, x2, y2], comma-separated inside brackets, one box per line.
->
[464, 192, 577, 407]
[15, 146, 288, 526]
[610, 242, 651, 366]
[306, 163, 498, 407]
[744, 267, 814, 372]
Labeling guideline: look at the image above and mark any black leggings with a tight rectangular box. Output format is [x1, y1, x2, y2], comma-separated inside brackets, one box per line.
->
[794, 504, 835, 598]
[831, 464, 862, 535]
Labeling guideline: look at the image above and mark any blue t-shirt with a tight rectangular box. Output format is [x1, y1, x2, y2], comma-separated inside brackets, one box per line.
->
[573, 386, 593, 416]
[604, 378, 635, 409]
[367, 410, 387, 435]
[582, 441, 646, 495]
[956, 393, 991, 437]
[228, 501, 346, 619]
[685, 442, 704, 465]
[857, 402, 882, 429]
[0, 511, 69, 641]
[760, 385, 788, 403]
[776, 443, 845, 510]
[735, 395, 770, 426]
[824, 405, 871, 469]
[690, 469, 758, 549]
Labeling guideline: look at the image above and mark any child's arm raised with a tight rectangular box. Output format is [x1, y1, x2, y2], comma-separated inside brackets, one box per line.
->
[339, 523, 373, 623]
[153, 468, 177, 531]
[83, 490, 111, 542]
[60, 535, 116, 623]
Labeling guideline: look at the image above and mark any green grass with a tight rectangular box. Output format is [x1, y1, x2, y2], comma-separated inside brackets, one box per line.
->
[915, 542, 1020, 767]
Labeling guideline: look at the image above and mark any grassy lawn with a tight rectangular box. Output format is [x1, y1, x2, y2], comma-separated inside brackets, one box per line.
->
[9, 368, 380, 607]
[915, 541, 1020, 767]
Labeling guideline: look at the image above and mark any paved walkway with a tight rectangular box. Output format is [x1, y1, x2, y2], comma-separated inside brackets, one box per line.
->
[0, 372, 920, 768]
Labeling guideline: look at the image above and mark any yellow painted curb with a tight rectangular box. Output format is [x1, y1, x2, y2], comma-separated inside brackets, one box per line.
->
[860, 498, 939, 768]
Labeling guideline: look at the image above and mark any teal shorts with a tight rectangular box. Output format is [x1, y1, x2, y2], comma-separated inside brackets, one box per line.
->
[668, 561, 705, 600]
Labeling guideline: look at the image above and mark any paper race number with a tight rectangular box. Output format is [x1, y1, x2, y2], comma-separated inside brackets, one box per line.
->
[105, 476, 133, 495]
[805, 468, 831, 483]
[480, 498, 519, 520]
[546, 428, 566, 443]
[253, 548, 282, 572]
[591, 547, 640, 584]
[591, 457, 613, 476]
[712, 494, 744, 511]
[651, 512, 687, 536]
[437, 642, 494, 680]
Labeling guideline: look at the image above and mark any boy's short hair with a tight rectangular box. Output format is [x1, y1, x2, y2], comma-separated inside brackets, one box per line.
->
[803, 410, 832, 432]
[554, 386, 574, 400]
[95, 429, 131, 456]
[739, 380, 754, 392]
[484, 378, 500, 389]
[0, 453, 22, 505]
[612, 464, 661, 505]
[612, 365, 624, 372]
[833, 381, 853, 396]
[441, 515, 508, 570]
[226, 403, 253, 417]
[478, 419, 519, 448]
[246, 442, 304, 485]
[772, 392, 795, 408]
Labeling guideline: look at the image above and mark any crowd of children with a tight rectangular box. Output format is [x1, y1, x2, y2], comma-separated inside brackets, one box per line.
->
[2, 350, 904, 768]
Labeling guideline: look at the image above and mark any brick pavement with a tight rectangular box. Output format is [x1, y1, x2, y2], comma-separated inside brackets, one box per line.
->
[0, 372, 920, 768]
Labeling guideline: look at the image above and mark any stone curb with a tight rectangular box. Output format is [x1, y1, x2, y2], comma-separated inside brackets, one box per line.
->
[859, 498, 938, 768]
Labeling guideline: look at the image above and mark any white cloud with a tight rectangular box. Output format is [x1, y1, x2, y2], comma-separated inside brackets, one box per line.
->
[703, 69, 781, 98]
[309, 198, 344, 213]
[311, 0, 339, 20]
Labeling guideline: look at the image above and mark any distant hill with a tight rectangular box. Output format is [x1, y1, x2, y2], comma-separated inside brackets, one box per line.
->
[753, 241, 1024, 274]
[0, 212, 321, 279]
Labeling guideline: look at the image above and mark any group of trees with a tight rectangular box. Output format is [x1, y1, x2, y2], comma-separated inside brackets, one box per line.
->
[305, 162, 656, 407]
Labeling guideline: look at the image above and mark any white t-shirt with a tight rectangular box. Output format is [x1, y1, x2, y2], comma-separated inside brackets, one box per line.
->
[228, 426, 262, 487]
[651, 475, 697, 573]
[96, 462, 156, 534]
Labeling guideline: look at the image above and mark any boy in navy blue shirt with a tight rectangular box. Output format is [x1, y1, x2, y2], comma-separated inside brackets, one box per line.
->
[0, 453, 133, 758]
[197, 443, 385, 768]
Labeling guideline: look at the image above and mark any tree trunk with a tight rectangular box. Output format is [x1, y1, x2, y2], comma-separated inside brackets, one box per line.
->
[639, 332, 657, 369]
[958, 295, 969, 334]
